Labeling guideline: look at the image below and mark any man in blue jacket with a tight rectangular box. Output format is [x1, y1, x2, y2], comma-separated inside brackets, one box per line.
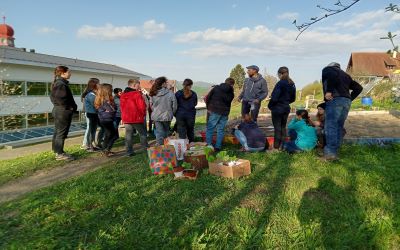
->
[322, 62, 363, 161]
[238, 65, 268, 122]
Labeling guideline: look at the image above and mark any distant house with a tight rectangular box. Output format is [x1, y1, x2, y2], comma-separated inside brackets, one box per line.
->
[140, 79, 177, 94]
[346, 52, 400, 94]
[347, 52, 400, 79]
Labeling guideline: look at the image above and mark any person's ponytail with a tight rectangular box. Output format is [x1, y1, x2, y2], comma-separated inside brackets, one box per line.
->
[52, 66, 69, 89]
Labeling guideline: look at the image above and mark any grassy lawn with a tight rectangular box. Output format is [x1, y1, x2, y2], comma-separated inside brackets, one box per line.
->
[1, 144, 399, 249]
[0, 138, 129, 186]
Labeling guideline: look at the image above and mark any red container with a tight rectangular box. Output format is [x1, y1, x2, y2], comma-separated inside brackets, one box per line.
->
[266, 137, 291, 149]
[200, 131, 216, 144]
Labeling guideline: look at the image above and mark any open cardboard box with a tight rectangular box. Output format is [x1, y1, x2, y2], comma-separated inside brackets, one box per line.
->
[209, 159, 251, 178]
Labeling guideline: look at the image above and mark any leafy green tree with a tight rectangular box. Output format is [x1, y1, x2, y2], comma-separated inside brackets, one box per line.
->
[229, 64, 245, 90]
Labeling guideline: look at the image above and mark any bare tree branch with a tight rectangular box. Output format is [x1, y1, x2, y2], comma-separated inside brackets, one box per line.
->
[293, 0, 361, 40]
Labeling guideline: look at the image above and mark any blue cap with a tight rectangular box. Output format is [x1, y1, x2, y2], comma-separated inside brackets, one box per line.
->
[246, 65, 259, 71]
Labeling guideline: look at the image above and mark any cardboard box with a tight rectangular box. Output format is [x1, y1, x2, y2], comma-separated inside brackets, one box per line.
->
[209, 159, 251, 178]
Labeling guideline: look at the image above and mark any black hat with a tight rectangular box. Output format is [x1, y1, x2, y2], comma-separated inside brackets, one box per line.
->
[317, 103, 326, 110]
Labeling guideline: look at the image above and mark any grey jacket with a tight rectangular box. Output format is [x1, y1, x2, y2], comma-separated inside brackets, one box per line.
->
[239, 74, 268, 102]
[150, 87, 177, 121]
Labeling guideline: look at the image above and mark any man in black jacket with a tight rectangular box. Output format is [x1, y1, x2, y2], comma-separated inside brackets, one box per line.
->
[50, 66, 77, 161]
[321, 62, 363, 161]
[205, 77, 235, 151]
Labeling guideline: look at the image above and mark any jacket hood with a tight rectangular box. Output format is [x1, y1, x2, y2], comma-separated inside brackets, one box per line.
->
[250, 74, 263, 82]
[219, 83, 233, 92]
[156, 87, 170, 97]
[124, 87, 136, 93]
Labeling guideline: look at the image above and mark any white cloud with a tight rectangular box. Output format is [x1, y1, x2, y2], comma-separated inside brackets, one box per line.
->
[36, 27, 61, 34]
[277, 12, 299, 20]
[174, 9, 400, 59]
[77, 20, 166, 40]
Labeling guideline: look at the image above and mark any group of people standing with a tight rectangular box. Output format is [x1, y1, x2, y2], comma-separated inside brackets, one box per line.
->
[205, 63, 362, 161]
[49, 66, 199, 160]
[50, 60, 362, 162]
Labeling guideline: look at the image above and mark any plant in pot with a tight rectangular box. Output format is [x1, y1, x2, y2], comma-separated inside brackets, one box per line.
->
[173, 163, 185, 178]
[182, 162, 197, 178]
[215, 151, 238, 166]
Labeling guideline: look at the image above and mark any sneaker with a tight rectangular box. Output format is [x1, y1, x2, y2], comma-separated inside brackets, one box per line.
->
[320, 155, 339, 162]
[55, 153, 75, 161]
[86, 147, 96, 153]
[266, 148, 280, 154]
[126, 152, 136, 157]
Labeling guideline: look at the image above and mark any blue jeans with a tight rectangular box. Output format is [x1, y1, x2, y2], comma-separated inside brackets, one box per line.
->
[82, 116, 89, 147]
[114, 117, 121, 139]
[206, 112, 228, 149]
[155, 121, 171, 145]
[324, 97, 351, 157]
[284, 130, 301, 153]
[234, 130, 264, 152]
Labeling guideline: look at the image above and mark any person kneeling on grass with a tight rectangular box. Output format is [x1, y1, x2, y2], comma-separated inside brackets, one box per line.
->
[234, 113, 266, 152]
[284, 110, 317, 153]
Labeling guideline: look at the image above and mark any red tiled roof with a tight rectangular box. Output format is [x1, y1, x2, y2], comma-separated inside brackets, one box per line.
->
[140, 79, 177, 92]
[347, 52, 400, 77]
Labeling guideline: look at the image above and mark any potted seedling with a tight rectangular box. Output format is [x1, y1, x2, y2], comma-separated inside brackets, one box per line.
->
[182, 162, 198, 178]
[215, 151, 238, 166]
[173, 163, 185, 178]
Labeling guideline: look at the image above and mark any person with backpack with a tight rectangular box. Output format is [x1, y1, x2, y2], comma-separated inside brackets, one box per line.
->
[175, 78, 198, 143]
[50, 66, 77, 161]
[268, 66, 296, 151]
[120, 79, 148, 156]
[149, 77, 177, 145]
[205, 77, 235, 152]
[95, 83, 117, 157]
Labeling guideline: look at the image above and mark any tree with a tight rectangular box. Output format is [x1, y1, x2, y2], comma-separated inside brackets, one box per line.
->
[264, 73, 278, 97]
[229, 64, 245, 90]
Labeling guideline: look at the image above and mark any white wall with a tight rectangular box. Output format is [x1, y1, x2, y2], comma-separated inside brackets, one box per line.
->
[0, 63, 140, 115]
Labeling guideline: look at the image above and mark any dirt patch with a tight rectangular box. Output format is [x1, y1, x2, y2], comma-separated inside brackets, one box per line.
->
[225, 112, 400, 138]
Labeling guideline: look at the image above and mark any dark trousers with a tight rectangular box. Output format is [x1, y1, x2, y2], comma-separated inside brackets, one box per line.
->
[241, 100, 261, 122]
[96, 124, 105, 148]
[86, 113, 99, 148]
[176, 116, 195, 143]
[100, 121, 117, 151]
[114, 116, 121, 139]
[271, 112, 289, 149]
[125, 123, 148, 154]
[52, 106, 73, 154]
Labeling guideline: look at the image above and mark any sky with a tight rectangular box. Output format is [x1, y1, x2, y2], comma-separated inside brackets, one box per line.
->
[1, 0, 399, 87]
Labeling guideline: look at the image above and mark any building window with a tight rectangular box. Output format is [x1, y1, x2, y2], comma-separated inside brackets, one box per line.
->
[27, 82, 48, 96]
[2, 115, 25, 130]
[28, 113, 48, 127]
[0, 81, 24, 95]
[69, 84, 82, 96]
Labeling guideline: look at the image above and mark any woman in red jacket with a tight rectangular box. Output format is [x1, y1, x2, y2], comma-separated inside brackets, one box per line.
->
[120, 79, 148, 156]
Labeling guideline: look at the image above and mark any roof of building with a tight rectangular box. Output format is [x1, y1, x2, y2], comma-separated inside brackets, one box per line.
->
[347, 52, 400, 77]
[139, 79, 177, 91]
[0, 46, 151, 78]
[0, 23, 14, 39]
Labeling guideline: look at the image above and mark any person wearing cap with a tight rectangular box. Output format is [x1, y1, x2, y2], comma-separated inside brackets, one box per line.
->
[238, 65, 268, 122]
[321, 62, 363, 161]
[175, 78, 198, 142]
